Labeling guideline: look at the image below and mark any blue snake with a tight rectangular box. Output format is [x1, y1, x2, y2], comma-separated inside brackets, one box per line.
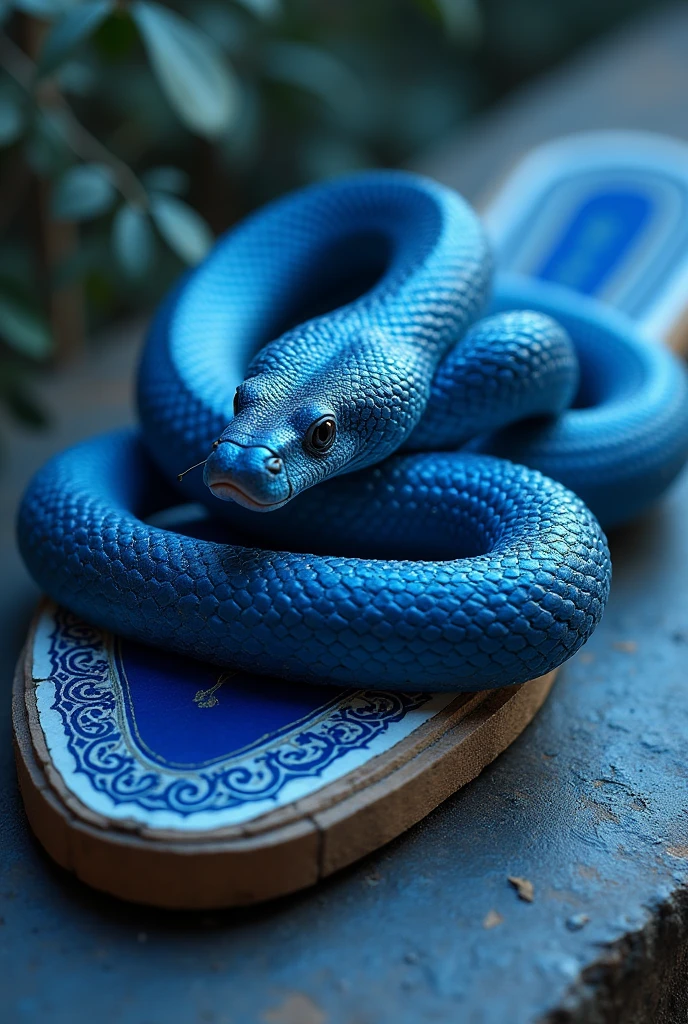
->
[18, 172, 688, 691]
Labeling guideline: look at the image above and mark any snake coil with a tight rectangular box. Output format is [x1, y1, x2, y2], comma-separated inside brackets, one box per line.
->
[18, 172, 688, 691]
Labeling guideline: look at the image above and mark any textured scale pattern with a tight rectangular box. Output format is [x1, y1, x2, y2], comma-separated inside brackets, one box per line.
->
[406, 308, 579, 451]
[484, 275, 688, 526]
[138, 172, 491, 494]
[19, 431, 610, 690]
[16, 171, 688, 690]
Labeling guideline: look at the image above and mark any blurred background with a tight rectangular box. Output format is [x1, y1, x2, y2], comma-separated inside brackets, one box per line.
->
[0, 0, 663, 445]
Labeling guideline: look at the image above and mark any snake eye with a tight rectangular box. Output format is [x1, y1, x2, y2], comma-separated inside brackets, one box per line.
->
[304, 416, 336, 455]
[233, 389, 240, 416]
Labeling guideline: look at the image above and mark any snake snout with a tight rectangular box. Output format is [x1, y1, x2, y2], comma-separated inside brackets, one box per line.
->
[203, 441, 291, 511]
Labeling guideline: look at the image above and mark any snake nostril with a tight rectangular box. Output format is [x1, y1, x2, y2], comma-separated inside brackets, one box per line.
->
[266, 456, 283, 475]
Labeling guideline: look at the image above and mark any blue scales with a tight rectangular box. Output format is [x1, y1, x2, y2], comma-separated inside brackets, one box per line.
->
[21, 169, 688, 691]
[13, 149, 688, 902]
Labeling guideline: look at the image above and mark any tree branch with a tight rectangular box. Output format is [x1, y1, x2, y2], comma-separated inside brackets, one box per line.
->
[0, 31, 148, 207]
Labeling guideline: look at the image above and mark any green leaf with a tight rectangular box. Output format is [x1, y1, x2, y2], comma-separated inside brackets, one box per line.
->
[0, 2, 12, 27]
[218, 78, 260, 167]
[0, 93, 23, 146]
[25, 109, 72, 176]
[38, 0, 114, 76]
[141, 165, 189, 196]
[190, 3, 248, 55]
[424, 0, 482, 43]
[92, 7, 138, 59]
[112, 204, 155, 278]
[262, 42, 362, 118]
[13, 0, 81, 16]
[150, 193, 212, 265]
[51, 163, 116, 221]
[132, 2, 240, 138]
[0, 290, 53, 359]
[233, 0, 280, 19]
[55, 59, 98, 97]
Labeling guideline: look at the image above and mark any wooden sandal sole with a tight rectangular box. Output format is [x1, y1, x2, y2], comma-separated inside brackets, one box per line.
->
[13, 601, 555, 908]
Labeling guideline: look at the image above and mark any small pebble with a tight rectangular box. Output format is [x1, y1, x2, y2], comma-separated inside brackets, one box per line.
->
[508, 876, 534, 902]
[566, 913, 590, 932]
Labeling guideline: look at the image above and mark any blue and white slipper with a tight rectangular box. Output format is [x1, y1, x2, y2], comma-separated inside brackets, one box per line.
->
[14, 130, 688, 908]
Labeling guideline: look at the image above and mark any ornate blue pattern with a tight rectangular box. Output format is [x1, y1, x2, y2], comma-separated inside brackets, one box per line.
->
[46, 609, 432, 816]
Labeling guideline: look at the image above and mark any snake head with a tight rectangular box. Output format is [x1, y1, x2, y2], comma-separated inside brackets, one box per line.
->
[203, 327, 427, 510]
[203, 438, 292, 511]
[203, 380, 355, 511]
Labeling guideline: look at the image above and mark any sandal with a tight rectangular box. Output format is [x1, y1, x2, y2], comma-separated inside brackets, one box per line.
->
[13, 130, 688, 907]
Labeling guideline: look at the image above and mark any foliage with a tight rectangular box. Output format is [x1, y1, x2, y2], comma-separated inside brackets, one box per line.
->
[0, 0, 656, 432]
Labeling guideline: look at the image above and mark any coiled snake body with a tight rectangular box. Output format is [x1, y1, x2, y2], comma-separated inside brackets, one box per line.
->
[18, 173, 688, 690]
